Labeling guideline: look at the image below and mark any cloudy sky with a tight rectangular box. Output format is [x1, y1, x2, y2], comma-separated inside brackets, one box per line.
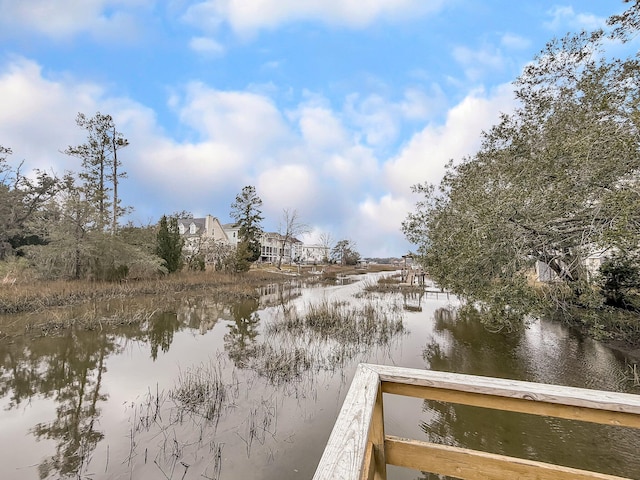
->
[0, 1, 621, 257]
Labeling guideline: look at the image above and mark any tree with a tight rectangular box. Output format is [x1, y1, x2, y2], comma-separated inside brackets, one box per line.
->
[64, 112, 129, 234]
[230, 186, 264, 262]
[156, 215, 183, 273]
[318, 232, 333, 263]
[0, 146, 58, 259]
[331, 239, 361, 265]
[403, 13, 640, 329]
[30, 173, 96, 279]
[276, 208, 309, 270]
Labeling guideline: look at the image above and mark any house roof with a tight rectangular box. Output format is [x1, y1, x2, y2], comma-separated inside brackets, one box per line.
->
[178, 218, 205, 235]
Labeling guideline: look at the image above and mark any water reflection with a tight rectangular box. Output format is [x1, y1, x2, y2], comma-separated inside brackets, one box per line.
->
[1, 274, 638, 480]
[0, 329, 117, 479]
[256, 281, 301, 308]
[149, 312, 181, 360]
[415, 307, 640, 479]
[225, 299, 260, 368]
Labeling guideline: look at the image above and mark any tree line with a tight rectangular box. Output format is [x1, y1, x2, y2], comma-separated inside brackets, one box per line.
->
[0, 113, 156, 281]
[1, 120, 360, 281]
[403, 1, 640, 341]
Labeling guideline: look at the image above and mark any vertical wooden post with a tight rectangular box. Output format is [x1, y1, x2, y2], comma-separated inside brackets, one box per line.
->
[369, 381, 387, 480]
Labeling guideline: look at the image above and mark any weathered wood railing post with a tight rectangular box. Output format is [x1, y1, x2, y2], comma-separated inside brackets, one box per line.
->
[365, 384, 386, 480]
[312, 365, 381, 480]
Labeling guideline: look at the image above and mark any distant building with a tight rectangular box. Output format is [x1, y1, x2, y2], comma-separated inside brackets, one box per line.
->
[259, 232, 302, 264]
[221, 223, 240, 248]
[176, 215, 329, 266]
[177, 215, 229, 254]
[535, 248, 612, 283]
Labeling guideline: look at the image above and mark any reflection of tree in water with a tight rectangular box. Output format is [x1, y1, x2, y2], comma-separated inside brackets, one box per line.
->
[417, 307, 640, 479]
[224, 298, 260, 368]
[425, 307, 525, 378]
[148, 311, 181, 360]
[0, 328, 117, 479]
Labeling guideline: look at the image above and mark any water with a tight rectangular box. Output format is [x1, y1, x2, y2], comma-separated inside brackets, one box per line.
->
[0, 273, 638, 480]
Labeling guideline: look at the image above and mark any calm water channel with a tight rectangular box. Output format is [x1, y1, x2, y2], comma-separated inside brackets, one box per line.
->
[0, 272, 638, 480]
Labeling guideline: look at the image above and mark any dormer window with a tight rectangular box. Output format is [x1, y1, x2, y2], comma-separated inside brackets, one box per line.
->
[190, 223, 197, 234]
[178, 223, 185, 234]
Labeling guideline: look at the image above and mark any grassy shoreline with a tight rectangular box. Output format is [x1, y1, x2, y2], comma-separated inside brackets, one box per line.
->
[0, 264, 399, 316]
[0, 269, 284, 316]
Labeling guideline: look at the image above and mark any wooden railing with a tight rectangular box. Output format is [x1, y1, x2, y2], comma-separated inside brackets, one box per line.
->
[312, 364, 640, 480]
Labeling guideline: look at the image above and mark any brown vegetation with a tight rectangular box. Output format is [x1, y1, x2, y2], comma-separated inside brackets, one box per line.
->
[0, 269, 285, 315]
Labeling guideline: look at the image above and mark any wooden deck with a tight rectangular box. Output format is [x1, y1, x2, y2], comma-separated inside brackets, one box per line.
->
[312, 364, 640, 480]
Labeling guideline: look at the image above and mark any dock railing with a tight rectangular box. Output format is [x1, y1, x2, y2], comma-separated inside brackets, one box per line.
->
[312, 363, 640, 480]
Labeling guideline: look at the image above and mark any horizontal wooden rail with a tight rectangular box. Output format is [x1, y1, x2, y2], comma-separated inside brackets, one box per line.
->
[313, 364, 640, 480]
[384, 436, 629, 480]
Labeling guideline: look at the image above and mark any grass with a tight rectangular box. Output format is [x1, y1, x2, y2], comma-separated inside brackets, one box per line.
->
[268, 298, 405, 345]
[0, 269, 285, 315]
[170, 360, 229, 423]
[251, 297, 407, 383]
[0, 265, 400, 315]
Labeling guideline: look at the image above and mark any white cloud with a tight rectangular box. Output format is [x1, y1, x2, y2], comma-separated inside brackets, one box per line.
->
[453, 45, 506, 81]
[175, 82, 292, 158]
[357, 84, 517, 253]
[501, 33, 531, 50]
[345, 87, 440, 147]
[189, 36, 226, 55]
[294, 103, 349, 150]
[385, 84, 516, 195]
[544, 6, 605, 31]
[183, 0, 444, 35]
[360, 194, 412, 234]
[257, 164, 318, 217]
[0, 58, 103, 171]
[355, 194, 415, 256]
[0, 0, 151, 40]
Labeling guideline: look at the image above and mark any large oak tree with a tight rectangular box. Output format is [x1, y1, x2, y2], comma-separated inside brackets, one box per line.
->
[404, 9, 640, 329]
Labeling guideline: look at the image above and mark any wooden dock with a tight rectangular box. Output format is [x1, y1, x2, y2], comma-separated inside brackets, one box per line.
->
[313, 364, 640, 480]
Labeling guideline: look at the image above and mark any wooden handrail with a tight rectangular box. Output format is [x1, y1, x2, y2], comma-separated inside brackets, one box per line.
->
[312, 364, 640, 480]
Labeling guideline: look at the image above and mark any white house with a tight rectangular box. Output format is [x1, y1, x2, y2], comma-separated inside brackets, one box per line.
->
[535, 248, 612, 283]
[177, 215, 229, 254]
[221, 223, 241, 248]
[259, 232, 302, 264]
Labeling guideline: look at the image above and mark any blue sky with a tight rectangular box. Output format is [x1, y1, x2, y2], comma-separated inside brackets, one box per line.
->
[0, 1, 623, 257]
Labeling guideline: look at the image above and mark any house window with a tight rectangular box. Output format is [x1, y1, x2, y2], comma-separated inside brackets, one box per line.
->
[178, 223, 185, 234]
[190, 223, 197, 234]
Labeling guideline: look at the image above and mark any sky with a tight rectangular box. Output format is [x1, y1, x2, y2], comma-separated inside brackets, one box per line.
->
[0, 1, 625, 257]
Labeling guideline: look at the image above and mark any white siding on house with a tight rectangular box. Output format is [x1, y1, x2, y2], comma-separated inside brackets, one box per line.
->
[178, 215, 230, 255]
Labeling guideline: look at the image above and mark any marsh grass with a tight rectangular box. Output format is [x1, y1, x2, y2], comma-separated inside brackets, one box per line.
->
[359, 275, 406, 294]
[250, 342, 313, 385]
[252, 297, 407, 384]
[269, 298, 405, 346]
[23, 308, 160, 336]
[0, 270, 284, 315]
[170, 360, 229, 424]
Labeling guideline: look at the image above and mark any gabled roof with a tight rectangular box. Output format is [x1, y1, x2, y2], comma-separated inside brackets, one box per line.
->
[178, 218, 205, 236]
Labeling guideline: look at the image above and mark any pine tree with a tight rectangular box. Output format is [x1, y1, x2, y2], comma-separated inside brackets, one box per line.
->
[230, 186, 264, 262]
[156, 215, 183, 273]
